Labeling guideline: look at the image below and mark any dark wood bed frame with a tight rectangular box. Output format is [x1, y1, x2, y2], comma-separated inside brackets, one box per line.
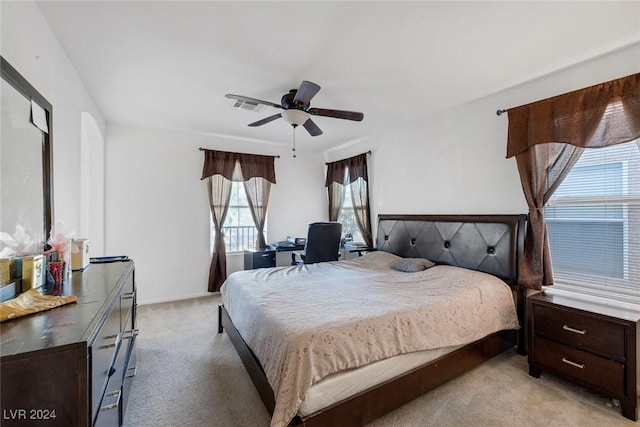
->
[218, 214, 527, 426]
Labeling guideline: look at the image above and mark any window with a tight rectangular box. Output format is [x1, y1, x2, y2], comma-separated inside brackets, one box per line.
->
[545, 140, 640, 300]
[337, 181, 365, 244]
[212, 182, 265, 252]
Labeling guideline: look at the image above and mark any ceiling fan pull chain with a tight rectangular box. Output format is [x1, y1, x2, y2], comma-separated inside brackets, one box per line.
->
[292, 126, 297, 158]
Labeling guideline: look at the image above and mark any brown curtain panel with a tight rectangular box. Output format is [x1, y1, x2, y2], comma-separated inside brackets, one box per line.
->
[206, 175, 233, 292]
[349, 177, 374, 248]
[325, 153, 372, 246]
[327, 182, 345, 222]
[201, 149, 277, 291]
[515, 143, 583, 289]
[506, 73, 640, 290]
[243, 177, 271, 249]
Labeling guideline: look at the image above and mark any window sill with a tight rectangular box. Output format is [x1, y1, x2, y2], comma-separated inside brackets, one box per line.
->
[551, 282, 640, 307]
[208, 250, 246, 256]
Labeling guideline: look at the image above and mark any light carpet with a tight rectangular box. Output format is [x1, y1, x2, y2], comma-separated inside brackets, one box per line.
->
[123, 295, 635, 427]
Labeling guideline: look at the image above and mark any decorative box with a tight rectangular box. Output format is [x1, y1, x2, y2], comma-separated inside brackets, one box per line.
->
[0, 258, 17, 285]
[22, 254, 45, 291]
[0, 279, 19, 302]
[71, 239, 90, 271]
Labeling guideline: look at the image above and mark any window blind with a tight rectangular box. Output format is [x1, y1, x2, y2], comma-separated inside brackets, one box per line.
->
[546, 140, 640, 298]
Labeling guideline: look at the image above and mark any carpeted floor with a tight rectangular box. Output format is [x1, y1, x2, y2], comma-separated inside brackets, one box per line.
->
[123, 295, 635, 427]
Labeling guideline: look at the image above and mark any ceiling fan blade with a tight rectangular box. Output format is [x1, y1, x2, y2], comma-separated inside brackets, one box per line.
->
[226, 94, 283, 109]
[308, 108, 364, 121]
[293, 81, 321, 106]
[303, 118, 323, 136]
[248, 113, 282, 127]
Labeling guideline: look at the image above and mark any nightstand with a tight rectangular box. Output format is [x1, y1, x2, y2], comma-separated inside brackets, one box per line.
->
[527, 290, 640, 421]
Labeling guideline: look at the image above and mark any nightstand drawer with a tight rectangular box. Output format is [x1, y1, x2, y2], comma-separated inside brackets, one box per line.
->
[534, 336, 624, 396]
[533, 304, 625, 359]
[244, 249, 276, 269]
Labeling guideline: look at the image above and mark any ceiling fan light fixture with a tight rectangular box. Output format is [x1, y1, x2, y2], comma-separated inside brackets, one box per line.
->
[281, 109, 309, 126]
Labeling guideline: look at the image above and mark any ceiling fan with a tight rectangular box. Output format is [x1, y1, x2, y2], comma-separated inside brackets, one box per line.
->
[225, 80, 364, 137]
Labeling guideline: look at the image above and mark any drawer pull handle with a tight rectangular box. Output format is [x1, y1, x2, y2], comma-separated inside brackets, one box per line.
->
[125, 365, 138, 379]
[562, 357, 585, 369]
[98, 333, 121, 349]
[122, 292, 135, 300]
[563, 325, 586, 335]
[99, 342, 117, 349]
[100, 390, 121, 411]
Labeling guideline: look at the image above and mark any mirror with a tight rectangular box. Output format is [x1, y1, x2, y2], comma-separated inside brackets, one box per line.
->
[0, 56, 53, 250]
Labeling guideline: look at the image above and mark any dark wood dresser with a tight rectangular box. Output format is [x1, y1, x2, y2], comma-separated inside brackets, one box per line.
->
[527, 290, 640, 421]
[1, 261, 137, 427]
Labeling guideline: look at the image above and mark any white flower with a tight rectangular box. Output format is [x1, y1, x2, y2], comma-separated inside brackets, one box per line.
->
[0, 225, 38, 257]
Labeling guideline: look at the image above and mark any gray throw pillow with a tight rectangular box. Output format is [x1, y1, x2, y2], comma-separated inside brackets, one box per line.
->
[390, 258, 435, 272]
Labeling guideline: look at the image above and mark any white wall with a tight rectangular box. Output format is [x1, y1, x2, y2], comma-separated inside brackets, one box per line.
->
[327, 43, 640, 225]
[81, 113, 107, 256]
[105, 124, 326, 304]
[1, 0, 106, 248]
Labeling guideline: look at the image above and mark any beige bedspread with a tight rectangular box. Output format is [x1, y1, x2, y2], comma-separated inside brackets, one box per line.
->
[221, 251, 519, 427]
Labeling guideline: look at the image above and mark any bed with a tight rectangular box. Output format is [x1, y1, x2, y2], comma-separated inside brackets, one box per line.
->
[218, 214, 527, 427]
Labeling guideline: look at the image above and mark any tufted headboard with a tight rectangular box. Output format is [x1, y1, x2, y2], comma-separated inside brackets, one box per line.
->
[376, 214, 527, 287]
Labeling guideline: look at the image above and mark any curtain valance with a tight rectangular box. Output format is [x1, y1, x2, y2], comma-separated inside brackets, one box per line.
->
[200, 149, 277, 183]
[506, 73, 640, 158]
[325, 153, 369, 186]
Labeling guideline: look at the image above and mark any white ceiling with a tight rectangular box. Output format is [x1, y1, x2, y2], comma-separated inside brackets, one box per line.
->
[36, 1, 640, 150]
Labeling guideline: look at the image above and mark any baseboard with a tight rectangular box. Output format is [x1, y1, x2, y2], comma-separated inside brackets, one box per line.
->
[138, 291, 219, 306]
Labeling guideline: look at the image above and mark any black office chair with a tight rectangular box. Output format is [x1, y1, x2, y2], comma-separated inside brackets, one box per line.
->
[291, 222, 342, 265]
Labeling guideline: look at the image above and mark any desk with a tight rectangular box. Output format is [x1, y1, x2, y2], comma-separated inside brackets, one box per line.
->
[269, 244, 373, 265]
[344, 246, 375, 257]
[269, 243, 305, 252]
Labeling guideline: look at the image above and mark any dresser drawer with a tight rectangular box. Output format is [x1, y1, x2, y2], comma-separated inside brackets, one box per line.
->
[121, 288, 135, 331]
[533, 304, 625, 359]
[90, 300, 121, 418]
[534, 336, 625, 396]
[121, 334, 138, 418]
[93, 385, 121, 427]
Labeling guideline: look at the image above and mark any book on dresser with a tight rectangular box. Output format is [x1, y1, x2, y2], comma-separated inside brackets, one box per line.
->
[0, 260, 138, 427]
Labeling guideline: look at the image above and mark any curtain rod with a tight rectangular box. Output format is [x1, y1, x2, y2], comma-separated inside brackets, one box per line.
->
[198, 147, 280, 158]
[496, 109, 508, 116]
[325, 150, 372, 165]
